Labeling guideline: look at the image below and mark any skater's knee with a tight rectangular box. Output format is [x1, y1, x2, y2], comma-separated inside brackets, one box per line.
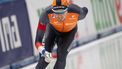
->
[57, 53, 68, 61]
[58, 50, 68, 56]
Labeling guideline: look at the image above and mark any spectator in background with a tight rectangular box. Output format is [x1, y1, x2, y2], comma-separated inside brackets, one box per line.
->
[35, 0, 88, 69]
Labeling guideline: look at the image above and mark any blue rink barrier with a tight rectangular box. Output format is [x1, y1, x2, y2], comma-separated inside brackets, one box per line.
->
[0, 0, 33, 68]
[0, 65, 10, 69]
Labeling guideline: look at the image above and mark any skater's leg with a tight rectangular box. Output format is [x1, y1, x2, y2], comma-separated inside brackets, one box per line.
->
[54, 27, 77, 69]
[44, 25, 56, 52]
[36, 54, 49, 69]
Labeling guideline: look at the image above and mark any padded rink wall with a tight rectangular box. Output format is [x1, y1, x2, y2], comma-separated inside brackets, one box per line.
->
[46, 32, 122, 69]
[21, 31, 122, 69]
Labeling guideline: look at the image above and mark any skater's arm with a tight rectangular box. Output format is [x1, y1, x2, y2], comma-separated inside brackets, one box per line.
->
[35, 9, 49, 49]
[78, 6, 88, 20]
[68, 4, 88, 20]
[35, 22, 46, 49]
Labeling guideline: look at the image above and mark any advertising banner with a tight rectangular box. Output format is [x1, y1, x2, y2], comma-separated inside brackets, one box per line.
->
[0, 0, 33, 67]
[91, 0, 122, 33]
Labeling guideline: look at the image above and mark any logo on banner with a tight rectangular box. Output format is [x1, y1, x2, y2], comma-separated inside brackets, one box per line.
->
[0, 15, 22, 52]
[115, 0, 122, 23]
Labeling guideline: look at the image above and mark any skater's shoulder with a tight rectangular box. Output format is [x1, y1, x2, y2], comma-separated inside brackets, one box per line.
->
[68, 4, 82, 14]
[45, 5, 54, 14]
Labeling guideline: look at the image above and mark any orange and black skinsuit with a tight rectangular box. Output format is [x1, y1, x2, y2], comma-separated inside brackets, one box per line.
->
[35, 4, 88, 69]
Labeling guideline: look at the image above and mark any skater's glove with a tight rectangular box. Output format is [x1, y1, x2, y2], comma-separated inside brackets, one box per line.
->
[38, 46, 52, 63]
[38, 46, 45, 55]
[44, 51, 52, 63]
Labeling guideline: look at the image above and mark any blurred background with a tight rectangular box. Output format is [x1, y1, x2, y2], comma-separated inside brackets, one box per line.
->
[0, 0, 122, 69]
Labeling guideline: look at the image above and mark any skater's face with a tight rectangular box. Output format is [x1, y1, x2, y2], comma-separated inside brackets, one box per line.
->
[54, 11, 67, 22]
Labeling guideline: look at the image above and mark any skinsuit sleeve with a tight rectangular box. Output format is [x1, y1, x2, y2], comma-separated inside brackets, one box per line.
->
[68, 4, 88, 20]
[35, 7, 49, 49]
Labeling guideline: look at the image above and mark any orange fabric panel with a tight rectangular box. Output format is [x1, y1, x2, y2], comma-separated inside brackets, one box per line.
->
[52, 0, 70, 6]
[52, 0, 56, 6]
[61, 0, 70, 6]
[48, 13, 79, 32]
